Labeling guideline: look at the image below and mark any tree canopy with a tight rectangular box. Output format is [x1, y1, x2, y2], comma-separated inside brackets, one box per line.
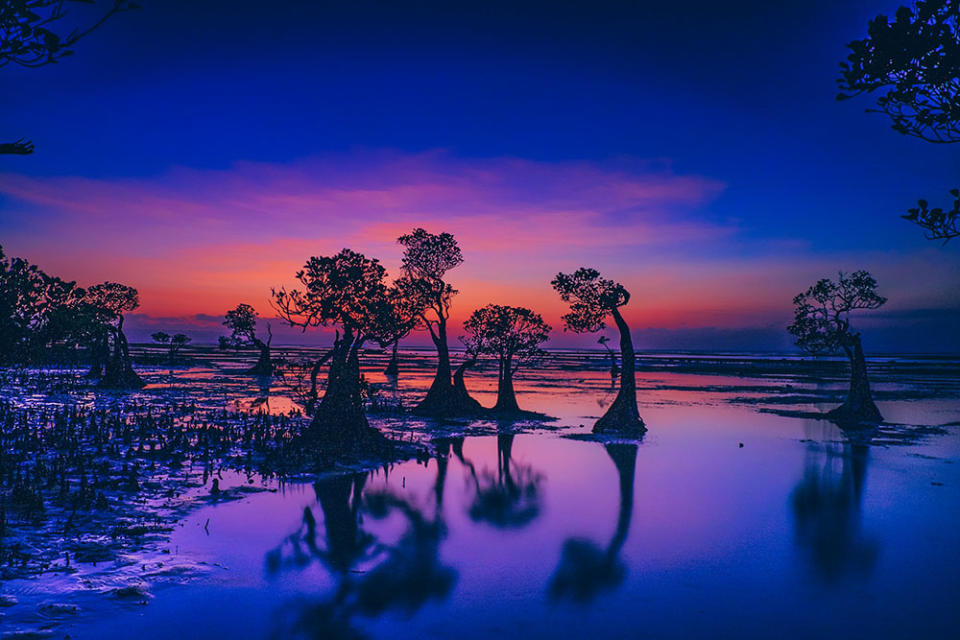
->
[787, 271, 887, 355]
[838, 0, 960, 144]
[551, 268, 629, 333]
[462, 305, 550, 368]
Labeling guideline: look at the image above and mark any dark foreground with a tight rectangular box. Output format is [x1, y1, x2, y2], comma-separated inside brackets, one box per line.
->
[0, 349, 958, 639]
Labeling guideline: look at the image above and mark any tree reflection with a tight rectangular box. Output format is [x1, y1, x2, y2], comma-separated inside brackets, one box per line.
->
[467, 434, 543, 528]
[791, 426, 878, 582]
[548, 443, 637, 603]
[266, 460, 457, 639]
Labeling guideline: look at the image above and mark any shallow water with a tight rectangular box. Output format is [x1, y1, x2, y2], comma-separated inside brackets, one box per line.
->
[2, 351, 959, 639]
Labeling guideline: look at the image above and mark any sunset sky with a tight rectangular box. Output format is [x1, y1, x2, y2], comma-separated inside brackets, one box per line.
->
[1, 0, 958, 351]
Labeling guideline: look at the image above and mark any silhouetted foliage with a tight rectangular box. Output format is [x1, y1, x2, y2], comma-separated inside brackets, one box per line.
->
[272, 249, 402, 450]
[395, 228, 473, 416]
[151, 331, 190, 363]
[380, 285, 420, 378]
[0, 245, 80, 363]
[788, 271, 886, 425]
[1, 1, 138, 154]
[467, 434, 542, 528]
[462, 304, 550, 413]
[839, 1, 960, 241]
[903, 188, 960, 241]
[552, 268, 645, 434]
[83, 281, 143, 388]
[839, 0, 960, 144]
[223, 303, 274, 375]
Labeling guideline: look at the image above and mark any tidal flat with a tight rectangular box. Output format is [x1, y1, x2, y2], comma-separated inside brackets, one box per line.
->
[1, 347, 958, 639]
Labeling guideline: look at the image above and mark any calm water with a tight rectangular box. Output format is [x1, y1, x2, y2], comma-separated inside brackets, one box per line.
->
[2, 352, 959, 639]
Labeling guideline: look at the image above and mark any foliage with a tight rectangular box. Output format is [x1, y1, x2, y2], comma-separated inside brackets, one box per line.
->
[462, 304, 550, 369]
[838, 0, 960, 143]
[903, 188, 960, 241]
[395, 228, 462, 337]
[787, 271, 887, 355]
[151, 331, 170, 345]
[223, 303, 261, 348]
[551, 268, 630, 333]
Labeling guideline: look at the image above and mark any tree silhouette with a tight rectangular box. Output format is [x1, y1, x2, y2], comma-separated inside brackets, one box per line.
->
[552, 268, 645, 434]
[903, 188, 960, 242]
[1, 1, 138, 154]
[597, 335, 620, 378]
[788, 271, 886, 425]
[380, 285, 420, 378]
[272, 249, 401, 449]
[395, 228, 473, 416]
[0, 245, 79, 363]
[838, 0, 960, 240]
[222, 303, 274, 375]
[84, 281, 143, 388]
[462, 304, 550, 413]
[549, 443, 637, 603]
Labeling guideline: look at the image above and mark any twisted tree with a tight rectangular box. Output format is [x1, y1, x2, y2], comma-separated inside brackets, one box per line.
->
[788, 271, 887, 425]
[395, 228, 470, 416]
[1, 0, 138, 154]
[223, 304, 274, 375]
[272, 249, 402, 449]
[552, 268, 645, 435]
[462, 304, 550, 414]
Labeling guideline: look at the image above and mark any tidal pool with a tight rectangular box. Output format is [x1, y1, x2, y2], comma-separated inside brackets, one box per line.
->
[2, 352, 959, 639]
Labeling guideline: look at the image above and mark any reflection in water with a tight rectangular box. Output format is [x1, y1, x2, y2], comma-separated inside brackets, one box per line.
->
[467, 434, 543, 528]
[266, 458, 457, 638]
[791, 426, 878, 582]
[549, 443, 637, 603]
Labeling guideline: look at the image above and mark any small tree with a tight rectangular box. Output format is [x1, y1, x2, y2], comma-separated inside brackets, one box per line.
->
[395, 228, 467, 416]
[272, 249, 399, 449]
[462, 304, 550, 413]
[552, 268, 645, 434]
[788, 271, 887, 425]
[84, 281, 142, 388]
[223, 304, 274, 375]
[1, 0, 138, 154]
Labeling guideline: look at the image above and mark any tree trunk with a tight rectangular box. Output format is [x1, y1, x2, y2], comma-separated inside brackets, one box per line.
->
[416, 318, 476, 416]
[306, 333, 385, 452]
[493, 356, 521, 413]
[593, 308, 645, 434]
[452, 355, 484, 413]
[828, 336, 882, 426]
[99, 323, 143, 389]
[384, 340, 399, 377]
[247, 338, 273, 376]
[86, 334, 106, 379]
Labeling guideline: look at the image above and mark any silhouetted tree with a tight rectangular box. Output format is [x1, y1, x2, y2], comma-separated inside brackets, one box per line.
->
[272, 249, 401, 449]
[0, 245, 79, 363]
[395, 228, 471, 416]
[549, 443, 637, 603]
[84, 281, 143, 388]
[552, 268, 645, 434]
[222, 303, 274, 375]
[903, 188, 960, 242]
[381, 285, 419, 378]
[462, 304, 550, 413]
[838, 0, 960, 240]
[150, 331, 170, 347]
[1, 1, 138, 154]
[788, 271, 886, 425]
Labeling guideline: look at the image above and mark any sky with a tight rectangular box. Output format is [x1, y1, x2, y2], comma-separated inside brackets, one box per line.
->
[1, 0, 958, 352]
